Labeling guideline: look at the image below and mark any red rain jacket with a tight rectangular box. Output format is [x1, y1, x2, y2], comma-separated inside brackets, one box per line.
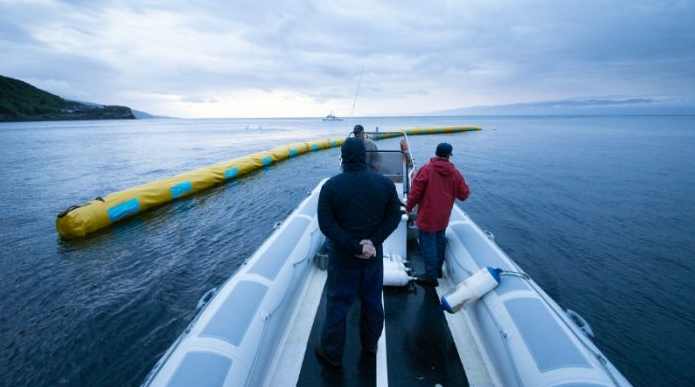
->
[406, 157, 470, 232]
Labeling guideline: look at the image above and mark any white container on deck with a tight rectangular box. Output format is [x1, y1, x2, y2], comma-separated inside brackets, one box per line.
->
[440, 267, 501, 313]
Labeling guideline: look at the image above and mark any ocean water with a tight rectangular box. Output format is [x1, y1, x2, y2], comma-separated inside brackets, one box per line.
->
[0, 116, 694, 386]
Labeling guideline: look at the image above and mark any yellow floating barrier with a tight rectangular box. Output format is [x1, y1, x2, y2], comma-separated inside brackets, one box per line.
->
[56, 137, 344, 238]
[371, 125, 481, 140]
[56, 126, 480, 239]
[396, 125, 481, 137]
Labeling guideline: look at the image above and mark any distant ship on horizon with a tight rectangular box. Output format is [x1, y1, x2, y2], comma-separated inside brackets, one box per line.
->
[322, 111, 343, 121]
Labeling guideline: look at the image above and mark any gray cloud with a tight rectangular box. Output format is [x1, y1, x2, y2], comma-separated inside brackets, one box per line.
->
[1, 0, 693, 117]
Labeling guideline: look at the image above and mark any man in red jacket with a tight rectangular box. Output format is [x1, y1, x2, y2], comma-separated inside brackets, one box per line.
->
[406, 142, 470, 286]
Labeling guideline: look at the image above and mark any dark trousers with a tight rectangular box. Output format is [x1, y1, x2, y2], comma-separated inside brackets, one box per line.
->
[418, 229, 446, 279]
[320, 260, 384, 361]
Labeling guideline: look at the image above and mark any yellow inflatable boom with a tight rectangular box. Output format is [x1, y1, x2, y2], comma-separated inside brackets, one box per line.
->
[56, 137, 344, 239]
[373, 125, 481, 140]
[56, 126, 480, 239]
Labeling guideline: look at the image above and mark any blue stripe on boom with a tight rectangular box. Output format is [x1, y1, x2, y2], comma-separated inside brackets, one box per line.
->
[311, 144, 319, 151]
[170, 181, 193, 198]
[225, 167, 239, 179]
[289, 148, 298, 157]
[107, 198, 140, 222]
[261, 156, 272, 166]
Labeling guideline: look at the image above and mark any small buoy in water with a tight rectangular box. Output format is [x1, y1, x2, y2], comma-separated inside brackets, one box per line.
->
[440, 267, 501, 313]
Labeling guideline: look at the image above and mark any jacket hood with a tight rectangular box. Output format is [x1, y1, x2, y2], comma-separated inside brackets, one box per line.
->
[430, 156, 454, 176]
[342, 137, 367, 170]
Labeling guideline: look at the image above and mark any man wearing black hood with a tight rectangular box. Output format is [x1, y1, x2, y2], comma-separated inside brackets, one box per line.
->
[315, 137, 402, 367]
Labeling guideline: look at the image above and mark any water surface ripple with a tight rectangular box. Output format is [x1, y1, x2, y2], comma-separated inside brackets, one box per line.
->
[1, 116, 694, 386]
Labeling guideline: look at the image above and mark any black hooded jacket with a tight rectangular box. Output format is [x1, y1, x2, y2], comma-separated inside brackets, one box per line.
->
[317, 138, 402, 269]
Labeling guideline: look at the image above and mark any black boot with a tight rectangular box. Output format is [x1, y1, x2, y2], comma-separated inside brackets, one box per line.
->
[414, 275, 438, 287]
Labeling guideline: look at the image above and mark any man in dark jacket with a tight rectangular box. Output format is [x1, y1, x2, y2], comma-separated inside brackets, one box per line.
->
[316, 137, 401, 366]
[353, 124, 380, 171]
[406, 142, 470, 287]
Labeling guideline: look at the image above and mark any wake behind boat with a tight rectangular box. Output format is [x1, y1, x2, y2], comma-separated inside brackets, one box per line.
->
[141, 131, 632, 387]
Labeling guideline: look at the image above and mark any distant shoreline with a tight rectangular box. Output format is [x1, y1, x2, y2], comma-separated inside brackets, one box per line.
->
[0, 74, 136, 122]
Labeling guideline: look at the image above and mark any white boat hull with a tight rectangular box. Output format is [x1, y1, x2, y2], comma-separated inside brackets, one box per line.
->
[442, 205, 631, 386]
[142, 134, 631, 387]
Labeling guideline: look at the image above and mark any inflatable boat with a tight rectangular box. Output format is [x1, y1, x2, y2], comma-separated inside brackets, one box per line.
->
[141, 131, 632, 387]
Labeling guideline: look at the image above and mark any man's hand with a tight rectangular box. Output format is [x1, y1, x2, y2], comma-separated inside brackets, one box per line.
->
[356, 239, 376, 259]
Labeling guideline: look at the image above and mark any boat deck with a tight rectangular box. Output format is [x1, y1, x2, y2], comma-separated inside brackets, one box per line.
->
[297, 240, 468, 387]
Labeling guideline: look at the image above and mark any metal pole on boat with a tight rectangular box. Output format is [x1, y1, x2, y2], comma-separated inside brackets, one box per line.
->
[347, 67, 364, 130]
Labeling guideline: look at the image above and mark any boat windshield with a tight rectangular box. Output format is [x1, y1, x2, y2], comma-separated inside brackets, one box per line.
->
[356, 131, 413, 193]
[367, 150, 407, 183]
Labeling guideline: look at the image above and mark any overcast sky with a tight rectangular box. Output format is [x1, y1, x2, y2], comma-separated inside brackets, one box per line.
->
[1, 0, 694, 118]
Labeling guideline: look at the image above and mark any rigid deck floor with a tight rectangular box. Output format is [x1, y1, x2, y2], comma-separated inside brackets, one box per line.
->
[297, 240, 468, 387]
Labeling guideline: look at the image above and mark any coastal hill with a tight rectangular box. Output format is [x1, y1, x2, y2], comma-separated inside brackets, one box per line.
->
[0, 74, 135, 122]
